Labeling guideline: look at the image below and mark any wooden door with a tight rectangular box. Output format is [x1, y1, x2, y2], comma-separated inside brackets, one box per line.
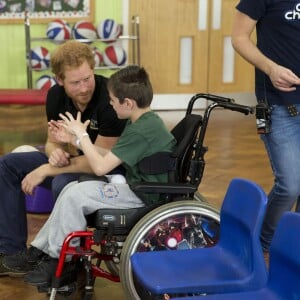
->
[208, 0, 254, 93]
[129, 0, 209, 94]
[129, 0, 254, 94]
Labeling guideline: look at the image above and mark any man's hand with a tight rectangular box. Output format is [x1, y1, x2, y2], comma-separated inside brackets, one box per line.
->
[48, 148, 71, 167]
[269, 65, 300, 92]
[21, 166, 47, 195]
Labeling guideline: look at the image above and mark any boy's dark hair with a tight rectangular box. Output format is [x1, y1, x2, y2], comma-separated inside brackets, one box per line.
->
[107, 65, 153, 108]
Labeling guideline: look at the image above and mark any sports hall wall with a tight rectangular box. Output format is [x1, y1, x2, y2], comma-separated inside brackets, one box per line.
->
[0, 0, 256, 109]
[0, 0, 122, 89]
[0, 0, 257, 154]
[0, 0, 122, 154]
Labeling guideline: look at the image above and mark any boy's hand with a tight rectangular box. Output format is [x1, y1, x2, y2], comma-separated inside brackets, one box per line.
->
[59, 111, 90, 137]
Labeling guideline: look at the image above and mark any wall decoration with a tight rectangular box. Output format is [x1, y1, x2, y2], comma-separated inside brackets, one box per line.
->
[0, 0, 94, 23]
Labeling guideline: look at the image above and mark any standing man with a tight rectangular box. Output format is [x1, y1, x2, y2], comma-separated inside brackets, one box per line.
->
[0, 40, 126, 273]
[232, 0, 300, 257]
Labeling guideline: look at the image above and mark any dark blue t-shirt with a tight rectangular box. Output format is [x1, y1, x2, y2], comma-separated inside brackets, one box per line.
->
[236, 0, 300, 105]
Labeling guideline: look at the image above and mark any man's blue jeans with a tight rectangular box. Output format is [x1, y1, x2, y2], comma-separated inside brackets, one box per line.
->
[0, 151, 50, 254]
[0, 151, 83, 254]
[260, 104, 300, 251]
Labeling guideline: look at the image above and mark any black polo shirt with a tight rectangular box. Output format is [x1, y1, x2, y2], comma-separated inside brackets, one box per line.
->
[46, 74, 126, 143]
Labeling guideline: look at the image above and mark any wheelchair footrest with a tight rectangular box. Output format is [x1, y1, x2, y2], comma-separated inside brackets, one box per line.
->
[38, 282, 77, 295]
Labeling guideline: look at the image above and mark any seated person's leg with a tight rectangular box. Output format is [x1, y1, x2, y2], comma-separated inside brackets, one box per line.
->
[0, 151, 49, 276]
[51, 173, 84, 201]
[1, 170, 127, 276]
[51, 166, 126, 202]
[23, 180, 143, 286]
[0, 152, 48, 255]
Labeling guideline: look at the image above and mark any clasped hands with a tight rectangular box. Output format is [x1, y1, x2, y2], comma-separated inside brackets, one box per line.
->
[21, 112, 90, 195]
[48, 111, 90, 145]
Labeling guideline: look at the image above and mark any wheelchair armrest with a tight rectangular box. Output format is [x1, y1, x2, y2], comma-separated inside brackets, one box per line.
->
[131, 182, 197, 194]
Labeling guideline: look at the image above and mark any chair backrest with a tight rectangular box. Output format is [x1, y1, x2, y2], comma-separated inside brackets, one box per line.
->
[219, 178, 268, 270]
[268, 211, 300, 297]
[138, 114, 202, 183]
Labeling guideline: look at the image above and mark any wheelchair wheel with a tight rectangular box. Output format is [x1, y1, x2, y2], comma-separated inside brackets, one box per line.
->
[104, 192, 207, 277]
[193, 190, 207, 202]
[119, 200, 220, 300]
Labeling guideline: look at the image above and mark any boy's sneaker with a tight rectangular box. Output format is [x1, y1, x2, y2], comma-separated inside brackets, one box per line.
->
[1, 246, 47, 277]
[24, 256, 77, 287]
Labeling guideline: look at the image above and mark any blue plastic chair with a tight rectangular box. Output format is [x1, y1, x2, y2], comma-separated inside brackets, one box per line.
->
[171, 211, 300, 300]
[130, 178, 268, 296]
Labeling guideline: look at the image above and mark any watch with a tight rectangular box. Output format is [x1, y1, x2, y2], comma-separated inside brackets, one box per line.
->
[75, 132, 89, 149]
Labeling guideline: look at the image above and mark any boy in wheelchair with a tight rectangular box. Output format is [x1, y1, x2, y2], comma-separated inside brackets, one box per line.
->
[5, 65, 176, 288]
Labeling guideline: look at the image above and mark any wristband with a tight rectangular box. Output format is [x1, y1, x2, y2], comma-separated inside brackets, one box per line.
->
[75, 132, 89, 149]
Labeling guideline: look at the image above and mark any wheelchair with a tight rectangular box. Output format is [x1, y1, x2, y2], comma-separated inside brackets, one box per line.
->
[45, 93, 253, 300]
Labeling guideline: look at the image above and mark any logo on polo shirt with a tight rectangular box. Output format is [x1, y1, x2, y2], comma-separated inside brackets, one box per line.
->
[89, 119, 98, 130]
[285, 3, 300, 20]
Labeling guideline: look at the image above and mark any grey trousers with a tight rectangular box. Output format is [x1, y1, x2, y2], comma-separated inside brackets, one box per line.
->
[31, 177, 144, 259]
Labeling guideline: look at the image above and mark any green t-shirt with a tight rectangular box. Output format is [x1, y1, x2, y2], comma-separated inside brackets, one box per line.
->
[111, 111, 176, 186]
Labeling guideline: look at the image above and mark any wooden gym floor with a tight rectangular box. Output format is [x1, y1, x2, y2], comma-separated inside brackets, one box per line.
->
[0, 107, 273, 299]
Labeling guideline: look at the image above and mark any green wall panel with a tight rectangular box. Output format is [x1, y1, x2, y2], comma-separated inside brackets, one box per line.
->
[0, 0, 122, 88]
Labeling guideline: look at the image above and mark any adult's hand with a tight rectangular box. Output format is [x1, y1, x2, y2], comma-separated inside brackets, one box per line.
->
[269, 64, 300, 92]
[48, 119, 74, 144]
[21, 166, 47, 195]
[48, 148, 71, 167]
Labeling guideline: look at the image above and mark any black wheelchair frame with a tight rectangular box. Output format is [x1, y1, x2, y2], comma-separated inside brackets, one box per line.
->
[46, 94, 253, 300]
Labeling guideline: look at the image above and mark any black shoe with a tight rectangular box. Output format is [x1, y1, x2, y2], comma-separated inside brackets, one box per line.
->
[0, 253, 9, 276]
[24, 256, 76, 287]
[2, 246, 47, 277]
[0, 252, 26, 277]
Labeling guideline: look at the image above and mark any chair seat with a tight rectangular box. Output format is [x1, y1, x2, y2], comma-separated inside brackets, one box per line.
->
[158, 211, 300, 300]
[131, 246, 254, 295]
[26, 186, 54, 213]
[86, 203, 162, 235]
[171, 289, 282, 300]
